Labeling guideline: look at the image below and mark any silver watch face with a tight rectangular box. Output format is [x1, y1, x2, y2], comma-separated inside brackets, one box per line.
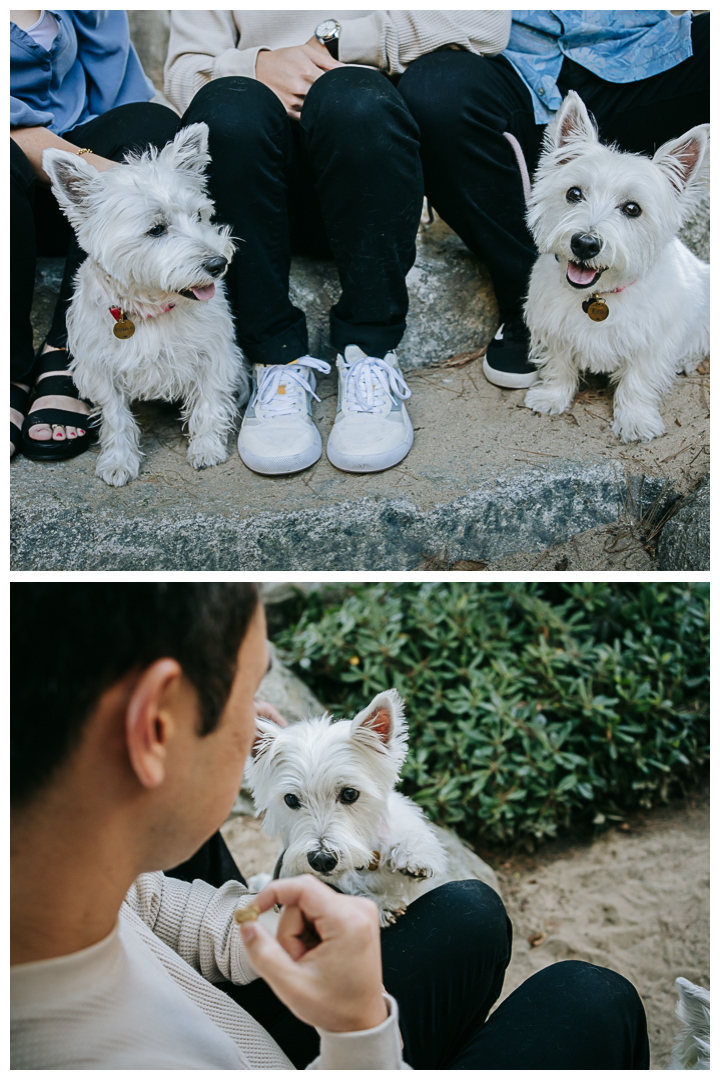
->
[316, 18, 340, 42]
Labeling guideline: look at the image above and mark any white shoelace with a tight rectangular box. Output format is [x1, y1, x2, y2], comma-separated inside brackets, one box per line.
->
[341, 355, 411, 414]
[256, 356, 331, 417]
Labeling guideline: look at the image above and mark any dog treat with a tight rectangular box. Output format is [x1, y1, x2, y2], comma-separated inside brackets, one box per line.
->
[234, 904, 261, 925]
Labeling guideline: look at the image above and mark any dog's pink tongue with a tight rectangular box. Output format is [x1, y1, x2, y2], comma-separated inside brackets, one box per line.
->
[191, 283, 215, 301]
[567, 261, 597, 286]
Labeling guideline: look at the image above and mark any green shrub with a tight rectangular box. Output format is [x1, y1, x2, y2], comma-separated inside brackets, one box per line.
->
[274, 583, 709, 845]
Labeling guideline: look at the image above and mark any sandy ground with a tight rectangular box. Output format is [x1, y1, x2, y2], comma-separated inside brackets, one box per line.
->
[488, 789, 710, 1070]
[222, 789, 708, 1070]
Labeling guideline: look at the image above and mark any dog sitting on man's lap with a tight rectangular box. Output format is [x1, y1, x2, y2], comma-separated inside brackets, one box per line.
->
[524, 91, 709, 444]
[43, 123, 248, 487]
[244, 689, 448, 927]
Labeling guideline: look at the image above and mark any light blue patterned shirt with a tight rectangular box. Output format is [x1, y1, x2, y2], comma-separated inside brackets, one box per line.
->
[503, 10, 694, 124]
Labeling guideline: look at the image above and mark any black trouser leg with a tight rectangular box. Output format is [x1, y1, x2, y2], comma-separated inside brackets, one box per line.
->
[182, 77, 309, 367]
[452, 958, 649, 1069]
[299, 66, 424, 356]
[44, 102, 181, 348]
[10, 140, 39, 382]
[398, 50, 541, 323]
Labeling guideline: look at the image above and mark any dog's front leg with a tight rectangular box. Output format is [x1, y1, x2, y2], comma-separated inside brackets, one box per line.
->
[611, 362, 666, 443]
[95, 392, 143, 487]
[524, 347, 578, 416]
[183, 363, 236, 470]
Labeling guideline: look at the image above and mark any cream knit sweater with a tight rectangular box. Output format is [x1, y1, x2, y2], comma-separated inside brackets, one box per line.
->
[11, 871, 408, 1070]
[165, 10, 512, 113]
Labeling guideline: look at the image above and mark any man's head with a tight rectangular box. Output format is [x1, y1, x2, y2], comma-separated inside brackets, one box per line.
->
[11, 583, 267, 869]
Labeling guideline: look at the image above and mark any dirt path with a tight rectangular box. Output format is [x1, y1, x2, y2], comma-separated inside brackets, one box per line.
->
[488, 789, 709, 1069]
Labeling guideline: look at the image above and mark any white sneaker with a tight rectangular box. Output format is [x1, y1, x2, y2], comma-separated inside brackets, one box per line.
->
[326, 345, 414, 473]
[238, 356, 331, 475]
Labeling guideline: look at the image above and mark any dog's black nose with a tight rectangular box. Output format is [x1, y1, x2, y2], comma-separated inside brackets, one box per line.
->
[308, 850, 338, 874]
[203, 255, 228, 277]
[570, 233, 601, 260]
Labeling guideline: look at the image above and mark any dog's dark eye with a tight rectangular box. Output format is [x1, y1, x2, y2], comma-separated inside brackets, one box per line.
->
[284, 793, 301, 809]
[147, 223, 167, 237]
[621, 202, 642, 218]
[195, 211, 203, 222]
[339, 788, 360, 805]
[566, 187, 583, 203]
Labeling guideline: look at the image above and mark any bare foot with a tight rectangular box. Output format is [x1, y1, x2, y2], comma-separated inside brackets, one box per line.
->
[27, 344, 90, 443]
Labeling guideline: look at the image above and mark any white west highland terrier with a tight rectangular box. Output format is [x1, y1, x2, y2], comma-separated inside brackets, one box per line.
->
[244, 689, 448, 927]
[669, 977, 710, 1070]
[43, 124, 248, 487]
[524, 91, 709, 443]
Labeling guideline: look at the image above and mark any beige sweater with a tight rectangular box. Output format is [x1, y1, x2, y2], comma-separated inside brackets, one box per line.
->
[11, 871, 408, 1070]
[165, 10, 512, 113]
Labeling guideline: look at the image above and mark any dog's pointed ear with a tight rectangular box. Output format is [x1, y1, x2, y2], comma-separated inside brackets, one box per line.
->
[43, 148, 100, 217]
[553, 91, 598, 150]
[250, 716, 281, 760]
[653, 125, 709, 196]
[160, 122, 210, 176]
[350, 689, 405, 747]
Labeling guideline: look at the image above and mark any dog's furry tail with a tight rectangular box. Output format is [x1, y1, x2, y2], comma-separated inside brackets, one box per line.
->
[668, 977, 710, 1070]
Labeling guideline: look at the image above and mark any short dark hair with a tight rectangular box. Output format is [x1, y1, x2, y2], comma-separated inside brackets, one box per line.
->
[11, 583, 261, 808]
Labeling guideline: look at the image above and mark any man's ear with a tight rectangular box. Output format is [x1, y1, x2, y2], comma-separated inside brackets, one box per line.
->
[125, 659, 183, 789]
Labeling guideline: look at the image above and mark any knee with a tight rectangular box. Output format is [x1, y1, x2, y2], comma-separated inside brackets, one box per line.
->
[421, 879, 510, 960]
[303, 66, 417, 140]
[183, 76, 287, 141]
[546, 961, 645, 1024]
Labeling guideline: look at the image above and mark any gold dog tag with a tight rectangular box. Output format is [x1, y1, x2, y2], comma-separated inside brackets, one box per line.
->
[113, 317, 136, 339]
[582, 295, 609, 322]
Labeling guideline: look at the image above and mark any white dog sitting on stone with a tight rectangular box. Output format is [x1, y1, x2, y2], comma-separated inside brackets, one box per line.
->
[523, 91, 709, 443]
[244, 688, 448, 927]
[43, 123, 248, 487]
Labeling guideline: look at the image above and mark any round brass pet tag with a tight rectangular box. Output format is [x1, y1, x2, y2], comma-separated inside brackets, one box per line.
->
[583, 296, 609, 322]
[113, 318, 135, 339]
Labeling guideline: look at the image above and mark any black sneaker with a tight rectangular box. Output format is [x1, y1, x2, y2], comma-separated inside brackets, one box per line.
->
[482, 318, 538, 389]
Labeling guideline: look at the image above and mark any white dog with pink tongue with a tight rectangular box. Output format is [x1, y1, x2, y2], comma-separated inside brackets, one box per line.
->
[523, 91, 709, 443]
[43, 123, 248, 487]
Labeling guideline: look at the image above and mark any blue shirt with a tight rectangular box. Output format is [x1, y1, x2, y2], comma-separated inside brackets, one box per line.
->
[11, 10, 154, 135]
[503, 10, 694, 124]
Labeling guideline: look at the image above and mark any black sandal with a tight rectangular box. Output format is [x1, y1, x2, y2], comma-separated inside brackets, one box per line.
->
[10, 382, 30, 457]
[21, 348, 95, 462]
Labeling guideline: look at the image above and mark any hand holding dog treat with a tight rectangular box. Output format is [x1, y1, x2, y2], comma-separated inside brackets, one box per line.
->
[238, 875, 387, 1033]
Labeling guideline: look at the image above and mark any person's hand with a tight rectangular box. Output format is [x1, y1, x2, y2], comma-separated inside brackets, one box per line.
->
[239, 875, 387, 1032]
[255, 37, 344, 119]
[253, 699, 288, 728]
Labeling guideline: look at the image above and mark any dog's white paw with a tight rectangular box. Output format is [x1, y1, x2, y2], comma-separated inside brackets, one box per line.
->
[96, 454, 140, 487]
[186, 439, 228, 470]
[524, 382, 574, 415]
[379, 903, 408, 928]
[611, 411, 666, 443]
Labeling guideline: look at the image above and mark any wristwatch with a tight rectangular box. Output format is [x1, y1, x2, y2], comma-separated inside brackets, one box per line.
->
[315, 18, 341, 60]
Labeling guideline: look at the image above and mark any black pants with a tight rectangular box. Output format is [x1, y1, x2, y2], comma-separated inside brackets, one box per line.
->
[10, 102, 180, 382]
[397, 11, 710, 321]
[181, 68, 424, 365]
[168, 835, 649, 1070]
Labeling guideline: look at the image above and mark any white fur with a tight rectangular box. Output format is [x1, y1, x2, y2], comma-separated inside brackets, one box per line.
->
[669, 977, 710, 1070]
[42, 124, 249, 487]
[244, 689, 448, 927]
[524, 92, 709, 443]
